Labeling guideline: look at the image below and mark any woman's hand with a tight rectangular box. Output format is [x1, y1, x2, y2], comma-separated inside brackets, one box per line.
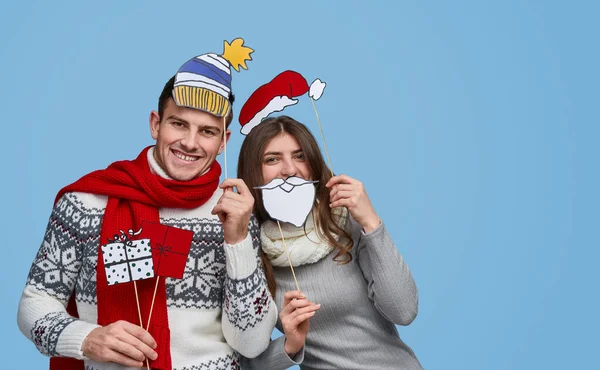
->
[327, 174, 380, 233]
[280, 290, 320, 357]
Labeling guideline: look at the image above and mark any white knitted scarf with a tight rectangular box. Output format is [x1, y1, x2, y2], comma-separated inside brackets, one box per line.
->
[261, 207, 348, 267]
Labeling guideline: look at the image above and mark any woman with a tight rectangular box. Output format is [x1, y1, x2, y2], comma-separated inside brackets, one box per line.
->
[239, 115, 422, 370]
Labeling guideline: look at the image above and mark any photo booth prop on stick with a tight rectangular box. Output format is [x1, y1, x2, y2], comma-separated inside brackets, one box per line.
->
[239, 70, 334, 292]
[255, 176, 318, 228]
[173, 38, 254, 180]
[101, 230, 154, 285]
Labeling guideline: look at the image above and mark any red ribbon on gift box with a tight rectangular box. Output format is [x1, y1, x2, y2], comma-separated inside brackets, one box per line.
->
[138, 221, 193, 279]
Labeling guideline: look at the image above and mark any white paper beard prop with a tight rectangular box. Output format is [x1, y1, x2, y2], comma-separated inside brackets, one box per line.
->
[255, 176, 318, 227]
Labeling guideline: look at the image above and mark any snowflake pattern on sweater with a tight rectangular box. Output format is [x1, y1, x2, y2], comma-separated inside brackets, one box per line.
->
[163, 217, 226, 309]
[27, 194, 103, 305]
[27, 194, 267, 313]
[21, 191, 275, 369]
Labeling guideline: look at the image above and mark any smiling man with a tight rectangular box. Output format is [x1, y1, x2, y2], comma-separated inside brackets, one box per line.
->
[17, 40, 276, 370]
[150, 93, 227, 182]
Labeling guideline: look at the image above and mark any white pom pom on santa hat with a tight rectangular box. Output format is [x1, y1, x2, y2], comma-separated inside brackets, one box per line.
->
[309, 78, 326, 100]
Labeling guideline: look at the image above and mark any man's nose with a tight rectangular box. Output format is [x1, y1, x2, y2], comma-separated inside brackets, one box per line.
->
[180, 130, 200, 151]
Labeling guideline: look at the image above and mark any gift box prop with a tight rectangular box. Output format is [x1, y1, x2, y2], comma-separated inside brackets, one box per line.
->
[139, 221, 193, 328]
[99, 223, 193, 370]
[100, 228, 154, 369]
[101, 232, 155, 285]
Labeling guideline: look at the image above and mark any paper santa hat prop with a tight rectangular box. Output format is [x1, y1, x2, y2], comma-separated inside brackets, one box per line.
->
[239, 70, 326, 135]
[173, 38, 253, 118]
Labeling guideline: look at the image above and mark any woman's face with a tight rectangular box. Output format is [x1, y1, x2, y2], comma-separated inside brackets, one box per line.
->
[261, 132, 312, 184]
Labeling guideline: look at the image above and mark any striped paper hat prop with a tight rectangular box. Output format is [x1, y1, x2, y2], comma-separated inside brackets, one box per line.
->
[173, 38, 253, 117]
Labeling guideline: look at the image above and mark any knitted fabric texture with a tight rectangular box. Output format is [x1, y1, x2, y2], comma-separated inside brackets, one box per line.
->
[260, 208, 347, 267]
[50, 146, 221, 370]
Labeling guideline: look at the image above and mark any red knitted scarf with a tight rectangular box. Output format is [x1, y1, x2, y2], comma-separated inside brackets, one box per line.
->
[49, 146, 221, 370]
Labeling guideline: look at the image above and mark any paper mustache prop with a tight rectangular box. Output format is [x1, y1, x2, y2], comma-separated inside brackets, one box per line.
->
[255, 176, 318, 227]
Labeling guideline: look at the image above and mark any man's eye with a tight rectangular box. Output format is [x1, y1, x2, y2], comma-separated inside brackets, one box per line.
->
[202, 129, 216, 136]
[172, 121, 184, 127]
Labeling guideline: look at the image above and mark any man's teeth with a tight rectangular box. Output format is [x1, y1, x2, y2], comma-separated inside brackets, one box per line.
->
[174, 151, 198, 162]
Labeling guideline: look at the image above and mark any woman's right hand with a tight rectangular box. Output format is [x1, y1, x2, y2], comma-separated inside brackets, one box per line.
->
[280, 290, 321, 357]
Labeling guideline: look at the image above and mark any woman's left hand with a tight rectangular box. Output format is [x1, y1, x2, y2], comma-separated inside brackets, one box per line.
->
[327, 174, 381, 233]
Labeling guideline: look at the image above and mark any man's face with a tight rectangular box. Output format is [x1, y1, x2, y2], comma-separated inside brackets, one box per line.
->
[150, 99, 229, 181]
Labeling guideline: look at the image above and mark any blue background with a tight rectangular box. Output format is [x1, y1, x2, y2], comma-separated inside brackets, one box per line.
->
[1, 1, 598, 368]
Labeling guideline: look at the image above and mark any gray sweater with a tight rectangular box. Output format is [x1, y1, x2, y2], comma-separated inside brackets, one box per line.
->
[241, 217, 423, 370]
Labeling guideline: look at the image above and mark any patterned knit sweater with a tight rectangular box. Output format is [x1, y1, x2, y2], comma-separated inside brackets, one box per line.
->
[241, 217, 423, 370]
[17, 148, 277, 370]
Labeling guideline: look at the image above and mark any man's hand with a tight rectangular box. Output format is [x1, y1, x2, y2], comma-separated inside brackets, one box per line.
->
[280, 291, 321, 357]
[81, 320, 157, 368]
[327, 174, 380, 233]
[211, 179, 255, 244]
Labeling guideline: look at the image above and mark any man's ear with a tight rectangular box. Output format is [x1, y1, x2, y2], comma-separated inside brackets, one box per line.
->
[218, 130, 232, 154]
[149, 110, 161, 140]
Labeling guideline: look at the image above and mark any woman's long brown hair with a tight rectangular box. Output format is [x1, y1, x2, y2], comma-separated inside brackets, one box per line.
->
[238, 115, 353, 297]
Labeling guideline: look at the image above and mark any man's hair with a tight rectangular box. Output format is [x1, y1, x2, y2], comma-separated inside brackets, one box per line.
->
[158, 75, 235, 128]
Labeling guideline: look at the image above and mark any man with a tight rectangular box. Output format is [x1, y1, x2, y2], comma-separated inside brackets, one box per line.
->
[17, 39, 276, 370]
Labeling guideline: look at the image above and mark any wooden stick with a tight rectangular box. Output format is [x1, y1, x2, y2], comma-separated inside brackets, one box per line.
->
[310, 97, 334, 177]
[133, 281, 150, 370]
[133, 281, 144, 329]
[223, 115, 228, 180]
[146, 276, 161, 328]
[276, 221, 300, 292]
